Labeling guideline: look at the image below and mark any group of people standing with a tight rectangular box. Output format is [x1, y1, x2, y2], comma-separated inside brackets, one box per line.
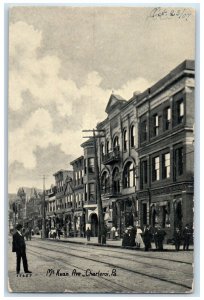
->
[121, 224, 193, 251]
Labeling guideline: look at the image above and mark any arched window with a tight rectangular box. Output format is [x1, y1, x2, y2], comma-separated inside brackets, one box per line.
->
[123, 129, 128, 151]
[101, 171, 110, 194]
[101, 143, 105, 157]
[123, 162, 135, 188]
[113, 136, 119, 151]
[130, 125, 135, 147]
[106, 140, 110, 153]
[112, 167, 120, 194]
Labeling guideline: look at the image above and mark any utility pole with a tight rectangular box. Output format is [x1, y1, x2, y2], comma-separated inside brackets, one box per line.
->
[83, 129, 106, 244]
[41, 175, 46, 239]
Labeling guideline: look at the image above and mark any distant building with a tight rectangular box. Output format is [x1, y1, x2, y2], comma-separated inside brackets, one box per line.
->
[70, 156, 85, 236]
[81, 139, 98, 236]
[52, 169, 73, 233]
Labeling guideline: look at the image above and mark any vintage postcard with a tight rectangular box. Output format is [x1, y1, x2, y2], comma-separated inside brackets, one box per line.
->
[8, 6, 195, 293]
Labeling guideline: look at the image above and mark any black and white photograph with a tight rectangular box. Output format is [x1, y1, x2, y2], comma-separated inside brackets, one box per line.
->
[7, 5, 196, 294]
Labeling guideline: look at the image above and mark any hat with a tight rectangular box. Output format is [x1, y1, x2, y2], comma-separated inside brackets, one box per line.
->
[16, 223, 23, 230]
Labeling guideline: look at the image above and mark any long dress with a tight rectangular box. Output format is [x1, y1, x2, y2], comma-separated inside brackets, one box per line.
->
[135, 228, 145, 248]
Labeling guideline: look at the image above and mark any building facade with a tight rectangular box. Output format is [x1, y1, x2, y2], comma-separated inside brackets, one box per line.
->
[81, 139, 98, 237]
[52, 169, 74, 235]
[96, 94, 139, 236]
[70, 156, 85, 237]
[135, 60, 194, 239]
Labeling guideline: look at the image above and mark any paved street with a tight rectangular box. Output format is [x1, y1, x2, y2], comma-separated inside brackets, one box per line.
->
[8, 236, 193, 294]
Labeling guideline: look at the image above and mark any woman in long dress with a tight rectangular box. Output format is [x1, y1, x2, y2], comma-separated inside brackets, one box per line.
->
[135, 227, 145, 248]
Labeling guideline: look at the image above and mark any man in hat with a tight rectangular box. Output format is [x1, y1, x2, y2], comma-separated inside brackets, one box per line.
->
[12, 223, 32, 274]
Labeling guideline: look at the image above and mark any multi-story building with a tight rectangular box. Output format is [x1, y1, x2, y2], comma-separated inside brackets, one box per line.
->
[45, 185, 57, 229]
[96, 93, 139, 236]
[135, 59, 194, 239]
[53, 169, 73, 234]
[81, 139, 98, 236]
[70, 156, 85, 237]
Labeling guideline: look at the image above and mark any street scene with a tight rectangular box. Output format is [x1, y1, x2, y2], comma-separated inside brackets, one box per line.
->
[8, 6, 195, 294]
[8, 236, 193, 293]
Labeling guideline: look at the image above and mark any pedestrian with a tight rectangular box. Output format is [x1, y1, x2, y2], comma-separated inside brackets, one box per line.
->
[122, 229, 130, 247]
[12, 224, 32, 275]
[142, 226, 152, 251]
[153, 225, 159, 249]
[86, 227, 91, 241]
[24, 228, 29, 241]
[183, 224, 192, 251]
[28, 228, 32, 241]
[110, 226, 116, 240]
[173, 227, 182, 251]
[156, 226, 166, 251]
[115, 228, 119, 240]
[129, 226, 136, 247]
[135, 226, 144, 249]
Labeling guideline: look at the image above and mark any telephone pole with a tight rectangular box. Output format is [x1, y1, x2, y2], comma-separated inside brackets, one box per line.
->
[83, 129, 106, 244]
[41, 175, 46, 239]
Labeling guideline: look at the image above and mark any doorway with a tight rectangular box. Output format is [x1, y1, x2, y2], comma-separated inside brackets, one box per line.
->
[90, 213, 98, 237]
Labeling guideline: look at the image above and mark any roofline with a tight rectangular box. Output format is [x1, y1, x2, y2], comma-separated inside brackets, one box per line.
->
[70, 155, 84, 165]
[53, 169, 69, 176]
[135, 59, 195, 106]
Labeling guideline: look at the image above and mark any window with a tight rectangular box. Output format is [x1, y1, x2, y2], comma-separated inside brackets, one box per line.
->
[78, 193, 81, 206]
[113, 168, 120, 194]
[101, 172, 110, 194]
[106, 140, 110, 154]
[153, 114, 159, 136]
[123, 130, 128, 151]
[88, 158, 94, 173]
[113, 136, 119, 150]
[101, 143, 105, 157]
[89, 183, 95, 201]
[123, 162, 135, 188]
[141, 120, 147, 143]
[84, 159, 87, 174]
[84, 184, 87, 201]
[162, 153, 170, 179]
[142, 203, 147, 225]
[130, 125, 135, 147]
[175, 147, 183, 176]
[140, 160, 148, 189]
[177, 99, 184, 124]
[152, 156, 160, 181]
[164, 107, 171, 130]
[80, 170, 83, 184]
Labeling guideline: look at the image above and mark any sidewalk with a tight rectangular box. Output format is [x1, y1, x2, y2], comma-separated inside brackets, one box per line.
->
[33, 235, 194, 251]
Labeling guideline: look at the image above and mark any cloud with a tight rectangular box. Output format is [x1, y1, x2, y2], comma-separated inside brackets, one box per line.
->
[9, 21, 151, 174]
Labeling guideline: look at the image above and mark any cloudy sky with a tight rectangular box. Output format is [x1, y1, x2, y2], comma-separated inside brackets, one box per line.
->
[8, 6, 195, 193]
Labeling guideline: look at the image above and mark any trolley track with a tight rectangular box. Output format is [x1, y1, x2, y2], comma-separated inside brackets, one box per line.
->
[27, 247, 134, 292]
[43, 238, 192, 265]
[27, 242, 192, 290]
[36, 239, 192, 273]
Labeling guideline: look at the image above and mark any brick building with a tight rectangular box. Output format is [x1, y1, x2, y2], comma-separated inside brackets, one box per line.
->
[70, 156, 85, 236]
[135, 60, 194, 239]
[81, 139, 98, 236]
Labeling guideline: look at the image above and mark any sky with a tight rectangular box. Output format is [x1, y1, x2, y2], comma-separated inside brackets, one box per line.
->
[8, 6, 195, 193]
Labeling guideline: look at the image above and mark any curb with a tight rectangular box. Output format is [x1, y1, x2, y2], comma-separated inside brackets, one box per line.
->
[40, 237, 193, 252]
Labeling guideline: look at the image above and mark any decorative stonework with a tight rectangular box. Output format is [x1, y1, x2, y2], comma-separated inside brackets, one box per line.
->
[150, 78, 186, 110]
[138, 103, 149, 117]
[137, 182, 194, 199]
